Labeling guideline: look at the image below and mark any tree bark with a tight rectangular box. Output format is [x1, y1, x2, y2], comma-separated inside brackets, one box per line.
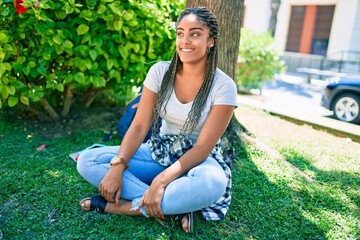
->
[185, 0, 244, 79]
[39, 98, 60, 121]
[61, 84, 73, 118]
[186, 0, 246, 167]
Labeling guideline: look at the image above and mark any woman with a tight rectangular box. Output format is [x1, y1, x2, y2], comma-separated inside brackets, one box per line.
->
[77, 7, 238, 233]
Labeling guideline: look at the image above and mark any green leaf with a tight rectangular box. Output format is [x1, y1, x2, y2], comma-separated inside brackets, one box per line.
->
[63, 40, 73, 49]
[23, 66, 30, 76]
[0, 48, 5, 62]
[55, 45, 64, 55]
[35, 23, 47, 35]
[53, 35, 62, 45]
[89, 49, 98, 61]
[17, 56, 26, 64]
[133, 43, 140, 53]
[39, 1, 53, 9]
[12, 80, 26, 89]
[123, 11, 134, 21]
[77, 24, 89, 35]
[74, 72, 85, 84]
[118, 46, 128, 59]
[56, 84, 64, 92]
[20, 95, 29, 106]
[90, 75, 106, 87]
[37, 66, 47, 75]
[28, 61, 36, 68]
[0, 63, 5, 78]
[107, 59, 113, 70]
[0, 85, 9, 99]
[109, 3, 123, 16]
[114, 19, 122, 31]
[8, 96, 18, 107]
[7, 86, 15, 95]
[0, 32, 7, 43]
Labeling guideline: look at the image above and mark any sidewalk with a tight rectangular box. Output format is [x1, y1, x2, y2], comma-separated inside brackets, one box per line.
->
[235, 72, 360, 143]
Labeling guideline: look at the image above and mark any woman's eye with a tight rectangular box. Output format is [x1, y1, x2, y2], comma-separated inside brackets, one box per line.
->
[177, 32, 184, 37]
[192, 33, 200, 37]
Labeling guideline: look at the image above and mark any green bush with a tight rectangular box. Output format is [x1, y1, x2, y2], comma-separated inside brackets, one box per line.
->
[237, 28, 286, 91]
[0, 0, 184, 120]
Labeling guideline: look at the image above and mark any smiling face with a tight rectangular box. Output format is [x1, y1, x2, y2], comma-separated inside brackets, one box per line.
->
[176, 14, 214, 65]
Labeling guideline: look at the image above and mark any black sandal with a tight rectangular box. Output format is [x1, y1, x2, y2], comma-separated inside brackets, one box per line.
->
[156, 212, 194, 233]
[80, 195, 107, 214]
[174, 212, 193, 233]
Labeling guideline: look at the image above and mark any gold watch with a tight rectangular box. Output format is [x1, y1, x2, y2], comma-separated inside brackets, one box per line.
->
[110, 156, 130, 169]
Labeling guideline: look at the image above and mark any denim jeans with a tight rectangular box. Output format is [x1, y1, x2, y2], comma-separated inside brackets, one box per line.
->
[77, 143, 227, 216]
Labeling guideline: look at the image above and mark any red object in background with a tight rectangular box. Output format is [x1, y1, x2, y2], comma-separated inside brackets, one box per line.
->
[14, 0, 28, 14]
[37, 144, 48, 151]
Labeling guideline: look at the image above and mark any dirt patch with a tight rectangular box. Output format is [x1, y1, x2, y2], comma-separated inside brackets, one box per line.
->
[1, 107, 123, 139]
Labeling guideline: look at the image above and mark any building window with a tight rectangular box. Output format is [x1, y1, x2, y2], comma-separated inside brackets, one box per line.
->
[286, 5, 335, 56]
[311, 5, 335, 55]
[286, 6, 305, 52]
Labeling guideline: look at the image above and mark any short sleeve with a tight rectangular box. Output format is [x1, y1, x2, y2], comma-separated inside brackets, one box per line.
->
[213, 70, 238, 108]
[143, 61, 170, 93]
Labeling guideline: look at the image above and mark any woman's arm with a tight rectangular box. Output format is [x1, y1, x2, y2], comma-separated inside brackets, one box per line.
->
[99, 86, 157, 205]
[118, 86, 157, 161]
[141, 104, 234, 217]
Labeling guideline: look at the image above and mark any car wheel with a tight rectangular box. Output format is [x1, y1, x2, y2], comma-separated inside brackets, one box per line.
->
[332, 93, 360, 124]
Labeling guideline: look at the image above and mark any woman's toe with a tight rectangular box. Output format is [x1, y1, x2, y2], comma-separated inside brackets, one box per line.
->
[80, 198, 91, 211]
[181, 215, 190, 233]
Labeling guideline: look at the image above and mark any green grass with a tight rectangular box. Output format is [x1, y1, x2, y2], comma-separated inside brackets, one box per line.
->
[0, 109, 359, 239]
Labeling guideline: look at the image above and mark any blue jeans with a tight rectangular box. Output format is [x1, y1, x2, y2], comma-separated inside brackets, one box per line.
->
[77, 144, 227, 216]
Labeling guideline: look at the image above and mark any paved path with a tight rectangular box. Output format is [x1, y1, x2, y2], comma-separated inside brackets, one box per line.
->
[236, 72, 360, 143]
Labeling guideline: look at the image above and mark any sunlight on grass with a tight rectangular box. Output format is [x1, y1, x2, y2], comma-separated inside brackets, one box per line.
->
[245, 145, 359, 240]
[45, 170, 63, 178]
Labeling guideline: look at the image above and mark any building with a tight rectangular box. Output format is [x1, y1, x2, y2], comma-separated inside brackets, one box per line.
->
[242, 0, 360, 74]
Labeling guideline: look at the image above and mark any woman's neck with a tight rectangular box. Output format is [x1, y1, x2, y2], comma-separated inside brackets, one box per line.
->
[179, 61, 206, 80]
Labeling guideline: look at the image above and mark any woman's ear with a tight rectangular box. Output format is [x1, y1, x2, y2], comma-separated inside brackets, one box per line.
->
[208, 37, 215, 48]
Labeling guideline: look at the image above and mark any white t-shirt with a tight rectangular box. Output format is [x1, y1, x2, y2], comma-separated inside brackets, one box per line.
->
[144, 61, 238, 140]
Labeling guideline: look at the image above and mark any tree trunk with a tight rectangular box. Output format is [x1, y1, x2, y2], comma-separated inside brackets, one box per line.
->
[39, 98, 60, 121]
[269, 0, 281, 36]
[61, 84, 73, 118]
[186, 0, 246, 167]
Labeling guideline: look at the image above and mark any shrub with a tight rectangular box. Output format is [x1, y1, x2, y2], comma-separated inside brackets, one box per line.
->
[237, 28, 286, 91]
[0, 0, 184, 120]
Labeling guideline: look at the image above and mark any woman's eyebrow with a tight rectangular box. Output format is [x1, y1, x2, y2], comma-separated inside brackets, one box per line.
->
[176, 27, 204, 31]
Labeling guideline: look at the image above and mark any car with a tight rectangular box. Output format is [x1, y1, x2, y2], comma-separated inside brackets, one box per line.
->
[321, 75, 360, 124]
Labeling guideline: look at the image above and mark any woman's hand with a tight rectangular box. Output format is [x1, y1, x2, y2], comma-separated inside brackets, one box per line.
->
[99, 165, 125, 207]
[139, 177, 166, 219]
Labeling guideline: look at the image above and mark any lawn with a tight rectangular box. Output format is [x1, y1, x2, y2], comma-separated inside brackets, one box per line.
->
[0, 106, 359, 239]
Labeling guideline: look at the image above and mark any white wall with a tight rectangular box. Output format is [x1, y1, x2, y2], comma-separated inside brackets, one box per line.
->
[243, 0, 359, 58]
[243, 0, 272, 34]
[327, 0, 359, 57]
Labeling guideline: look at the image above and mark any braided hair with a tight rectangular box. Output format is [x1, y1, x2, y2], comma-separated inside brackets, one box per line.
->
[151, 7, 219, 137]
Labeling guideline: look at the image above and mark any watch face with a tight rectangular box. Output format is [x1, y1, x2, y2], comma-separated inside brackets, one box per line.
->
[110, 156, 122, 164]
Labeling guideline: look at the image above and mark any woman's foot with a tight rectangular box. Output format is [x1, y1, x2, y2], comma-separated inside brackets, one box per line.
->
[180, 214, 190, 233]
[80, 196, 142, 216]
[175, 212, 193, 233]
[80, 195, 107, 213]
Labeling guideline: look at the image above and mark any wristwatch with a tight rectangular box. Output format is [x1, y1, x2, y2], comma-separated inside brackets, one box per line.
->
[110, 155, 130, 169]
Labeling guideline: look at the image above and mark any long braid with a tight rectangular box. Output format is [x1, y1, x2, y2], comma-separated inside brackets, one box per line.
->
[151, 7, 219, 138]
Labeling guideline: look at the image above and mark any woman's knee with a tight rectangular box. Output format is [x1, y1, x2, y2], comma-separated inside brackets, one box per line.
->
[76, 151, 90, 177]
[190, 158, 227, 199]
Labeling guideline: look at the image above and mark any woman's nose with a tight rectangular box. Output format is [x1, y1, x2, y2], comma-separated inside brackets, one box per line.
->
[183, 35, 191, 43]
